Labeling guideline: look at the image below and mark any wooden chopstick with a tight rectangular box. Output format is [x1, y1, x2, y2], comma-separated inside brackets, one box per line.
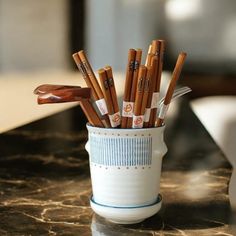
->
[132, 65, 147, 128]
[121, 49, 136, 128]
[98, 68, 121, 128]
[105, 66, 121, 127]
[78, 50, 104, 99]
[142, 65, 154, 127]
[156, 52, 187, 127]
[127, 49, 142, 128]
[151, 40, 159, 55]
[145, 44, 153, 67]
[79, 98, 104, 128]
[104, 66, 120, 114]
[143, 56, 157, 127]
[72, 53, 97, 100]
[149, 40, 164, 127]
[98, 69, 114, 115]
[155, 40, 165, 92]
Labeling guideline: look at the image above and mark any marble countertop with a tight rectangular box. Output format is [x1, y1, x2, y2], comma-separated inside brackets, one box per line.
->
[0, 98, 235, 235]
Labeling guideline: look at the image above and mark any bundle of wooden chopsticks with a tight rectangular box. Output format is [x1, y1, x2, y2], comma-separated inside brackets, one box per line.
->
[34, 39, 188, 129]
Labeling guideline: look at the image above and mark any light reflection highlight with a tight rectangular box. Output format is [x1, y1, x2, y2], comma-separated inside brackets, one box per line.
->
[165, 0, 202, 21]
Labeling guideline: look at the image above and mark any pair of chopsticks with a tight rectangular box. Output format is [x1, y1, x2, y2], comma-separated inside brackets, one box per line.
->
[132, 65, 148, 128]
[98, 66, 121, 127]
[121, 49, 142, 128]
[147, 40, 165, 127]
[72, 51, 110, 127]
[73, 51, 121, 128]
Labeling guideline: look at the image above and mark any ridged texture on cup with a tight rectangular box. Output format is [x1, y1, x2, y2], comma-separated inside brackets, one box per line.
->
[90, 136, 152, 166]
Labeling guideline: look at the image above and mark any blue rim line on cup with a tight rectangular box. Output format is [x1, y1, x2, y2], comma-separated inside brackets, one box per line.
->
[90, 194, 162, 209]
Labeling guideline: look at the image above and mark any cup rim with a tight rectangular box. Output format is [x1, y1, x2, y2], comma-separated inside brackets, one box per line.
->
[86, 123, 165, 131]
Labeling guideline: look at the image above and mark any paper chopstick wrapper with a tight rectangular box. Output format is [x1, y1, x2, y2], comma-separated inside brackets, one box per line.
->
[151, 92, 159, 109]
[95, 98, 108, 115]
[109, 112, 121, 127]
[122, 101, 134, 118]
[132, 115, 144, 128]
[144, 108, 151, 122]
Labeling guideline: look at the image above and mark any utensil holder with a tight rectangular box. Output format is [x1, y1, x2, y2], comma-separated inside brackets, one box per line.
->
[85, 124, 167, 224]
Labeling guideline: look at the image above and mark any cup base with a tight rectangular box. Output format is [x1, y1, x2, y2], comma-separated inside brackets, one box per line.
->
[90, 194, 162, 224]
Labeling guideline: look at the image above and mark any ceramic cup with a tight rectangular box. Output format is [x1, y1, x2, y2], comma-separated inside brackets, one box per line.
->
[85, 124, 167, 224]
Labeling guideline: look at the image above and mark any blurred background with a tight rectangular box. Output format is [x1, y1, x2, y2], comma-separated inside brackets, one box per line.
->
[1, 0, 236, 98]
[1, 0, 235, 210]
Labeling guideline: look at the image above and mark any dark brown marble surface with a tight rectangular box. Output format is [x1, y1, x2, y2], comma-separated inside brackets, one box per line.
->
[0, 100, 235, 235]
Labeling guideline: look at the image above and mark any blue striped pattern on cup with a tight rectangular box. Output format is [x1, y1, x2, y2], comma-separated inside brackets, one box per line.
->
[89, 136, 152, 166]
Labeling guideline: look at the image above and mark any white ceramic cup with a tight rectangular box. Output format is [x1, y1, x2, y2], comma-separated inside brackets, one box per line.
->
[85, 124, 167, 224]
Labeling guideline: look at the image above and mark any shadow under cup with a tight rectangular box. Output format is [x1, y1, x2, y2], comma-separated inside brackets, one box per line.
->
[85, 124, 167, 224]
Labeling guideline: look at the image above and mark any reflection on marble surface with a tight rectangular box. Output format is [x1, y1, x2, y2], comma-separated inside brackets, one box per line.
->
[0, 102, 235, 235]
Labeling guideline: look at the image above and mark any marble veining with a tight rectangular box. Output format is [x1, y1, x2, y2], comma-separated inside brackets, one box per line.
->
[0, 103, 235, 235]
